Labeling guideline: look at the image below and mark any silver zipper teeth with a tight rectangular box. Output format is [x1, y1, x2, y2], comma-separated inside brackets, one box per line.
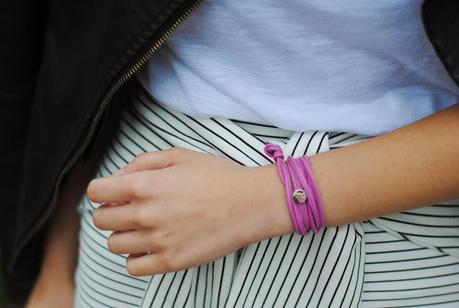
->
[12, 0, 202, 270]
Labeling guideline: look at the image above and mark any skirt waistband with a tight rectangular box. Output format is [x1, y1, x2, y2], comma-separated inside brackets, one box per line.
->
[129, 87, 370, 166]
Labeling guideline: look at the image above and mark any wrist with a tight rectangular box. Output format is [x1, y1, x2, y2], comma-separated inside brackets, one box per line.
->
[239, 164, 294, 244]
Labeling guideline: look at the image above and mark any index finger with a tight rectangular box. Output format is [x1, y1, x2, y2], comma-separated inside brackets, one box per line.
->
[86, 172, 141, 204]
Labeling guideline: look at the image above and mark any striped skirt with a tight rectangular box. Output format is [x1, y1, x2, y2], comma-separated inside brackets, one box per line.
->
[74, 85, 459, 307]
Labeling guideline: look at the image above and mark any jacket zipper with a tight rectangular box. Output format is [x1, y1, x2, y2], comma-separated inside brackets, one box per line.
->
[11, 0, 202, 271]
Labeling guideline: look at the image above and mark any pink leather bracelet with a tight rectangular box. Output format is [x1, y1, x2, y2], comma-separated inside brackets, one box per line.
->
[264, 143, 325, 235]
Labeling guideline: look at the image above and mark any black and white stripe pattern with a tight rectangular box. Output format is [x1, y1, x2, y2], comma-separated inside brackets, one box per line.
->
[74, 87, 459, 307]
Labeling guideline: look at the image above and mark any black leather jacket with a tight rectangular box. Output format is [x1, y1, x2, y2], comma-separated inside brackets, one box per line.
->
[2, 0, 458, 302]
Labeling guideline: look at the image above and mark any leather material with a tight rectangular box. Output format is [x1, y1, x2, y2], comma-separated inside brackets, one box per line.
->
[422, 0, 459, 87]
[0, 0, 49, 302]
[7, 0, 198, 302]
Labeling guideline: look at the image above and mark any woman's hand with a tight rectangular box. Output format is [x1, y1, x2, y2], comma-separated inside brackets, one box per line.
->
[88, 147, 292, 276]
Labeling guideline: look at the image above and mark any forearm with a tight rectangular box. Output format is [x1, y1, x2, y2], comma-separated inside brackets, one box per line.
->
[37, 161, 90, 285]
[309, 103, 459, 227]
[84, 103, 459, 275]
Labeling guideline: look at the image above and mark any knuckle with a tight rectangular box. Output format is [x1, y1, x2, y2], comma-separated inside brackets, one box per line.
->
[160, 249, 181, 272]
[141, 206, 155, 227]
[135, 152, 149, 159]
[128, 210, 142, 228]
[134, 152, 150, 164]
[132, 152, 161, 170]
[127, 179, 144, 198]
[133, 206, 151, 228]
[148, 230, 165, 249]
[135, 175, 156, 198]
[167, 147, 183, 159]
[147, 234, 160, 249]
[160, 158, 173, 169]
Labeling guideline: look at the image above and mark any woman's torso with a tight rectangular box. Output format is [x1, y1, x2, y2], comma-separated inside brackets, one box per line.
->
[138, 0, 459, 135]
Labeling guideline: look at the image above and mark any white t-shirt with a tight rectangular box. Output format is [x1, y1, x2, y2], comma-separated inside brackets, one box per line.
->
[137, 0, 459, 135]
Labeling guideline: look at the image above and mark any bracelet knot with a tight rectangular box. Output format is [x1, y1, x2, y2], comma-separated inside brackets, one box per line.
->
[264, 143, 285, 162]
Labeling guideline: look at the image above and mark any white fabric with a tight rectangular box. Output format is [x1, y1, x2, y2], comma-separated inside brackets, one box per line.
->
[138, 0, 459, 136]
[74, 88, 459, 307]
